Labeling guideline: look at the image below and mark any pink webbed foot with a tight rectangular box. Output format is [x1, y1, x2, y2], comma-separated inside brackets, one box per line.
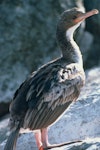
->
[39, 146, 49, 150]
[39, 146, 44, 150]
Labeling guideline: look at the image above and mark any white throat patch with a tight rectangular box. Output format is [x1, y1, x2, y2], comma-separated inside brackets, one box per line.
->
[66, 23, 81, 41]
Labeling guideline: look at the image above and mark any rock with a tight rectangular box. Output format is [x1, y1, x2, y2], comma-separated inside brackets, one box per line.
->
[1, 134, 100, 150]
[77, 31, 93, 64]
[0, 67, 100, 150]
[0, 0, 85, 116]
[84, 0, 100, 68]
[84, 0, 100, 36]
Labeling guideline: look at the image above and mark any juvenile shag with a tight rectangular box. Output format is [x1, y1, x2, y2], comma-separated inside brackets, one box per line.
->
[4, 8, 99, 150]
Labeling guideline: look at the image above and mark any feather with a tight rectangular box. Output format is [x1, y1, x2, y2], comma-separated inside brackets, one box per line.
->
[23, 61, 85, 129]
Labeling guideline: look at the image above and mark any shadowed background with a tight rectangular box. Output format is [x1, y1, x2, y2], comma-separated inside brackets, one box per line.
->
[0, 0, 100, 121]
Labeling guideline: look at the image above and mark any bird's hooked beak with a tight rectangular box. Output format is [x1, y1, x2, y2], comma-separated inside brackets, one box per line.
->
[74, 9, 99, 23]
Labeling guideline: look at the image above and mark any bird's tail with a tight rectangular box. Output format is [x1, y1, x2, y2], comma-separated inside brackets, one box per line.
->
[4, 127, 20, 150]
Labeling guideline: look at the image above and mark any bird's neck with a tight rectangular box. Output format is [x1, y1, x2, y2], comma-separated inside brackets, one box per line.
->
[56, 25, 83, 67]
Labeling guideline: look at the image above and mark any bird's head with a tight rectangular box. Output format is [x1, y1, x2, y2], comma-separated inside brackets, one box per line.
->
[57, 7, 99, 38]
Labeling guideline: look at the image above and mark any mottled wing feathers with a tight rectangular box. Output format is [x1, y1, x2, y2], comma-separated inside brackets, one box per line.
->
[23, 62, 85, 129]
[10, 60, 85, 130]
[26, 64, 61, 108]
[26, 63, 85, 108]
[24, 101, 72, 129]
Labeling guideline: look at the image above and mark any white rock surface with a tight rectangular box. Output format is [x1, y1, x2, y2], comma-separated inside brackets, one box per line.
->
[0, 67, 100, 150]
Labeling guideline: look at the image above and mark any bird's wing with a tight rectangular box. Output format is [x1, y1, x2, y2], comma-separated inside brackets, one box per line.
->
[23, 63, 85, 129]
[42, 63, 85, 108]
[26, 63, 85, 107]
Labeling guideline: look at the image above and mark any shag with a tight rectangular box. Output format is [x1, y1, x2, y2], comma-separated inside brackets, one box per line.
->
[4, 7, 98, 150]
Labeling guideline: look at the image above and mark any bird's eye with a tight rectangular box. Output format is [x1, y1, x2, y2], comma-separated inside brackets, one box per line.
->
[72, 16, 77, 20]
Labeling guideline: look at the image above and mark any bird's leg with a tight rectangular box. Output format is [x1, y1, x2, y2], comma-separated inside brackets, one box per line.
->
[34, 130, 43, 150]
[41, 128, 51, 149]
[41, 128, 82, 149]
[34, 128, 82, 150]
[34, 128, 50, 150]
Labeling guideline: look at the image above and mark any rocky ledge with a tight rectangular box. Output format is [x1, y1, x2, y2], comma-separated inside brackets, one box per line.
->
[0, 67, 100, 149]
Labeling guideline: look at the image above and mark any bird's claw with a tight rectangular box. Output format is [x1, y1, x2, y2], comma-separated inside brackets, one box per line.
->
[39, 146, 44, 150]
